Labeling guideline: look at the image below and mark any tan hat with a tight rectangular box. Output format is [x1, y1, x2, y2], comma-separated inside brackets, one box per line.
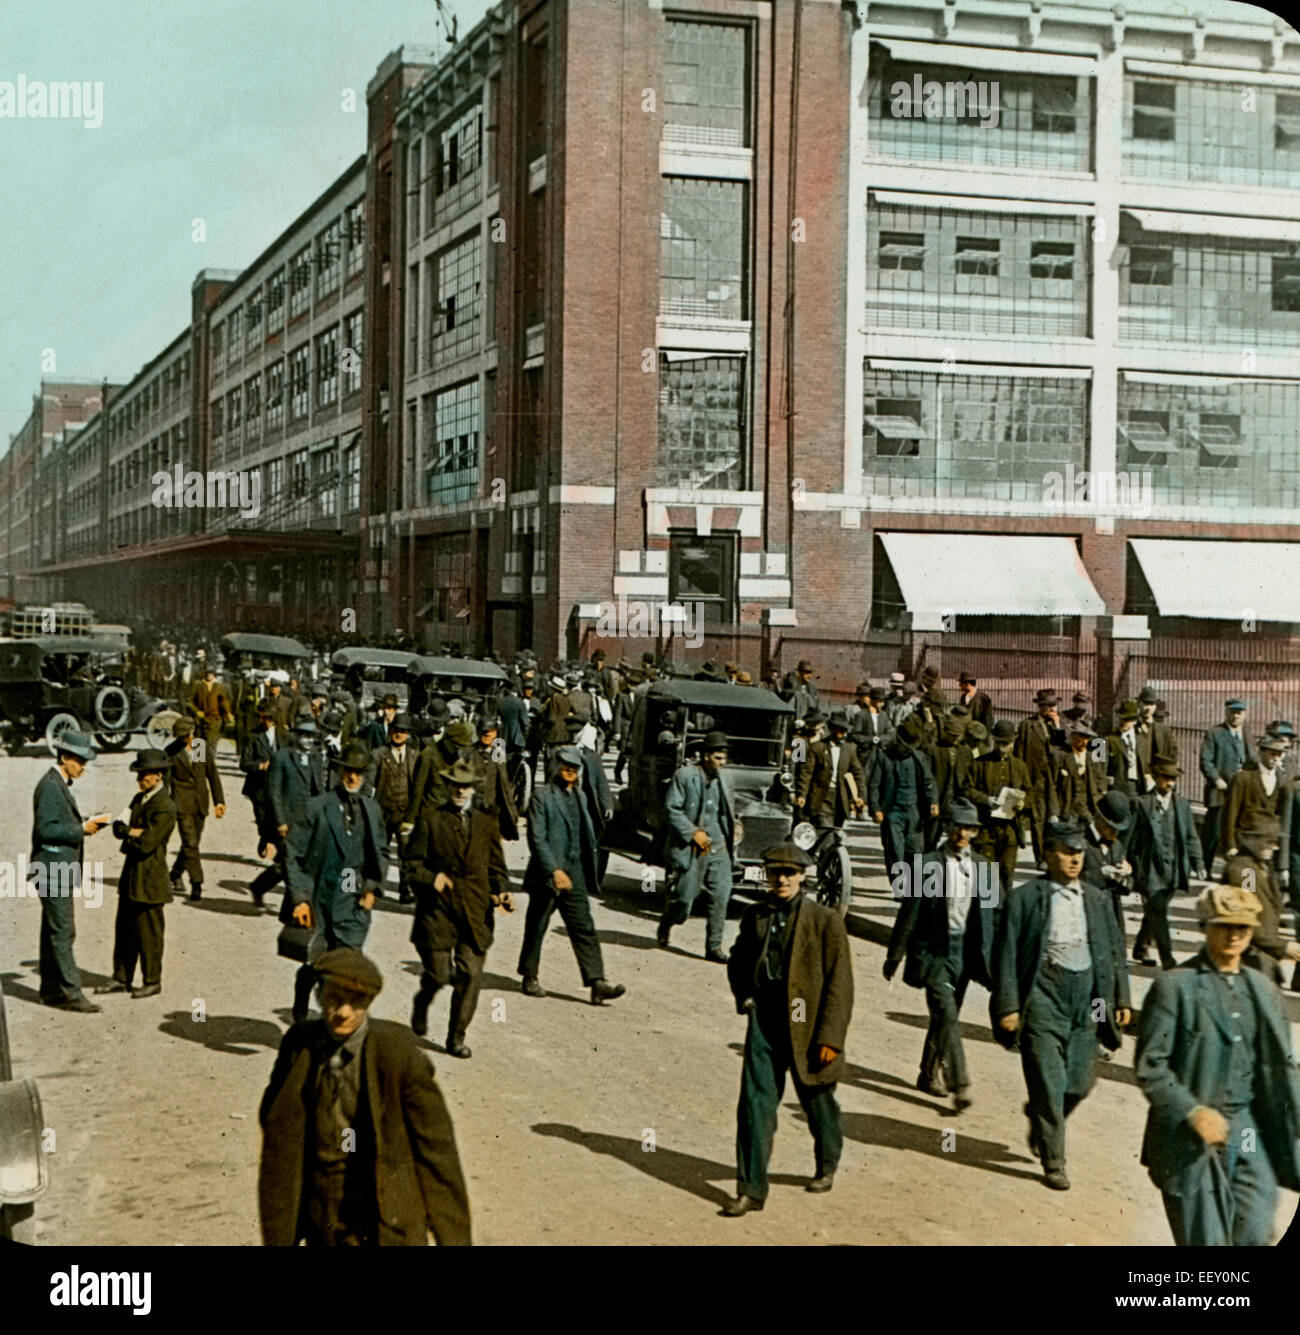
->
[1197, 885, 1262, 927]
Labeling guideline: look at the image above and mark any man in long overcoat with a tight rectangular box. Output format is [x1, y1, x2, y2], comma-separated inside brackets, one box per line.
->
[165, 717, 225, 901]
[1200, 698, 1255, 870]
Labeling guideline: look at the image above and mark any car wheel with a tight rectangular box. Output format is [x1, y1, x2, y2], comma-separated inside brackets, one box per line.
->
[145, 709, 181, 749]
[513, 761, 533, 815]
[817, 842, 855, 918]
[44, 712, 82, 757]
[93, 685, 131, 732]
[94, 731, 132, 752]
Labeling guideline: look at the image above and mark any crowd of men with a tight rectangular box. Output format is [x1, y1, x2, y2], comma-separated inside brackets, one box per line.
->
[24, 644, 1300, 1250]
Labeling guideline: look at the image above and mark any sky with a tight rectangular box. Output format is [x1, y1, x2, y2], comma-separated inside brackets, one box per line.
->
[0, 0, 493, 446]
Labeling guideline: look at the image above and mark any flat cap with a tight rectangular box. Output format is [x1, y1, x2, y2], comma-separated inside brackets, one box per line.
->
[702, 730, 729, 751]
[1226, 698, 1247, 711]
[761, 841, 814, 869]
[1043, 819, 1086, 852]
[1197, 886, 1261, 928]
[315, 947, 384, 998]
[445, 721, 476, 747]
[555, 745, 584, 767]
[172, 717, 195, 737]
[966, 720, 989, 742]
[947, 798, 980, 827]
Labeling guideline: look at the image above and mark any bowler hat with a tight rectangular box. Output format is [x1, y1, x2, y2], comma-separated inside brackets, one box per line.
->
[427, 699, 449, 721]
[828, 711, 850, 732]
[761, 841, 814, 869]
[1137, 687, 1160, 705]
[338, 740, 372, 771]
[1043, 819, 1086, 852]
[947, 798, 980, 827]
[1151, 756, 1181, 777]
[381, 693, 399, 708]
[1115, 698, 1140, 722]
[1197, 886, 1261, 928]
[555, 745, 584, 768]
[702, 730, 730, 751]
[477, 716, 500, 735]
[391, 713, 414, 731]
[172, 717, 195, 737]
[131, 749, 171, 774]
[314, 947, 384, 998]
[1097, 790, 1132, 831]
[446, 759, 479, 787]
[54, 729, 97, 762]
[869, 686, 887, 702]
[991, 719, 1016, 742]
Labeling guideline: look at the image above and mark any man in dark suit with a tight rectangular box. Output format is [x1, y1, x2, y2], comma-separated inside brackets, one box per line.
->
[968, 719, 1031, 894]
[374, 712, 420, 903]
[954, 671, 993, 730]
[1223, 816, 1300, 987]
[1082, 789, 1133, 935]
[259, 717, 327, 909]
[1223, 734, 1286, 859]
[1200, 698, 1254, 870]
[517, 745, 626, 1005]
[1015, 689, 1064, 865]
[723, 842, 854, 1216]
[404, 721, 475, 828]
[241, 700, 282, 861]
[404, 761, 512, 1057]
[658, 731, 736, 962]
[795, 711, 867, 830]
[1135, 886, 1300, 1246]
[1052, 721, 1110, 826]
[869, 715, 939, 880]
[284, 740, 388, 1022]
[925, 714, 973, 851]
[32, 730, 109, 1012]
[358, 693, 399, 751]
[991, 819, 1131, 1191]
[95, 749, 178, 1000]
[1135, 686, 1178, 782]
[885, 799, 997, 1109]
[264, 678, 295, 739]
[463, 716, 520, 842]
[781, 659, 821, 722]
[164, 717, 225, 902]
[258, 947, 471, 1246]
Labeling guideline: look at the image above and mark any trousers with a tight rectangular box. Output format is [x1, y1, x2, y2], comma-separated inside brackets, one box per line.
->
[661, 846, 732, 953]
[1162, 1108, 1278, 1246]
[1134, 883, 1178, 967]
[171, 811, 206, 887]
[921, 932, 973, 1092]
[415, 900, 488, 1045]
[111, 896, 165, 987]
[1201, 806, 1224, 869]
[881, 810, 923, 878]
[1020, 962, 1097, 1171]
[517, 870, 606, 985]
[38, 887, 83, 1002]
[736, 995, 842, 1201]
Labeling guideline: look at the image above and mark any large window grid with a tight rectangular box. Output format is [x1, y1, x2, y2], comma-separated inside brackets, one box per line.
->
[315, 218, 342, 299]
[316, 327, 339, 408]
[288, 247, 312, 319]
[343, 311, 363, 395]
[657, 355, 746, 490]
[424, 381, 480, 506]
[870, 52, 1092, 172]
[432, 105, 484, 230]
[867, 203, 1089, 337]
[266, 361, 285, 431]
[863, 367, 1089, 500]
[661, 178, 746, 319]
[311, 442, 338, 519]
[430, 233, 482, 368]
[289, 345, 310, 422]
[345, 201, 364, 278]
[663, 20, 749, 148]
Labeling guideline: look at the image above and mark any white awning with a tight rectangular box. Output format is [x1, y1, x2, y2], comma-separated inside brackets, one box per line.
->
[878, 533, 1106, 619]
[1124, 208, 1300, 244]
[1130, 539, 1300, 621]
[868, 358, 1090, 378]
[870, 189, 1093, 217]
[1122, 370, 1299, 387]
[1125, 59, 1300, 91]
[873, 38, 1096, 78]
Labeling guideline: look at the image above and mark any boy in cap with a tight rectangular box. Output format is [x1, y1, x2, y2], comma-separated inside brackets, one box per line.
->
[1222, 733, 1287, 860]
[258, 947, 471, 1246]
[1200, 699, 1255, 871]
[1128, 759, 1205, 969]
[991, 819, 1131, 1190]
[165, 716, 226, 901]
[885, 799, 996, 1109]
[97, 750, 178, 1000]
[1135, 886, 1300, 1246]
[723, 842, 853, 1215]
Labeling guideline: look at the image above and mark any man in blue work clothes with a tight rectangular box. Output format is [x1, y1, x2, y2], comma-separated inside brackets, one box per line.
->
[1135, 884, 1300, 1246]
[992, 819, 1131, 1191]
[1200, 697, 1255, 872]
[869, 714, 939, 881]
[657, 730, 735, 963]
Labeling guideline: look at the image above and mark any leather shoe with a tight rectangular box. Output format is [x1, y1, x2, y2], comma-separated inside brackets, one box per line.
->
[188, 888, 202, 901]
[94, 981, 129, 995]
[521, 976, 546, 998]
[446, 1042, 472, 1059]
[721, 1194, 764, 1217]
[806, 1173, 835, 1193]
[1044, 1168, 1071, 1191]
[131, 984, 161, 999]
[656, 920, 671, 948]
[705, 948, 730, 964]
[952, 1089, 974, 1112]
[44, 997, 101, 1013]
[916, 1072, 948, 1097]
[411, 998, 430, 1037]
[1132, 949, 1152, 964]
[590, 979, 626, 1004]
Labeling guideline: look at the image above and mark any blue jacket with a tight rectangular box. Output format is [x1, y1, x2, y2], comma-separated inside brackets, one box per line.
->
[240, 728, 280, 799]
[283, 788, 387, 930]
[524, 778, 600, 896]
[885, 848, 996, 989]
[499, 693, 535, 751]
[868, 743, 938, 817]
[1200, 724, 1255, 809]
[31, 767, 85, 874]
[268, 747, 327, 831]
[664, 762, 735, 872]
[1128, 792, 1203, 893]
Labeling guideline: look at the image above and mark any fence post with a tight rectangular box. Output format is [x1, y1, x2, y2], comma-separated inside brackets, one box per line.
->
[1095, 615, 1150, 729]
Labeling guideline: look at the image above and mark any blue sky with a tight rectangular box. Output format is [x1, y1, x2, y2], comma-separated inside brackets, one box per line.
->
[0, 0, 492, 445]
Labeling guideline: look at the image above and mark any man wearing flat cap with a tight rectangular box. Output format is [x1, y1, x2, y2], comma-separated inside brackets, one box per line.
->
[32, 730, 109, 1012]
[658, 730, 736, 962]
[405, 760, 512, 1058]
[723, 842, 854, 1216]
[1223, 815, 1300, 987]
[885, 799, 996, 1109]
[1015, 690, 1064, 866]
[1222, 733, 1287, 861]
[518, 745, 626, 1005]
[1200, 699, 1255, 872]
[96, 749, 178, 1000]
[991, 819, 1131, 1190]
[1128, 759, 1205, 969]
[165, 716, 225, 902]
[404, 720, 475, 829]
[1052, 720, 1109, 828]
[1135, 886, 1300, 1246]
[870, 715, 940, 881]
[258, 947, 471, 1246]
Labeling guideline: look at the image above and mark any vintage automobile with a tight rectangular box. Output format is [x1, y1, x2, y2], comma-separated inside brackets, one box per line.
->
[0, 636, 180, 754]
[219, 631, 311, 673]
[411, 654, 510, 721]
[602, 679, 855, 915]
[330, 646, 422, 713]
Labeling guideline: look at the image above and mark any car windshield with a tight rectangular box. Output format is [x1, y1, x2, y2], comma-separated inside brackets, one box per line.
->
[678, 706, 786, 768]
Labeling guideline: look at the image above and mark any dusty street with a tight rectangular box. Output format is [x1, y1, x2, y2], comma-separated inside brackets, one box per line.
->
[3, 740, 1296, 1247]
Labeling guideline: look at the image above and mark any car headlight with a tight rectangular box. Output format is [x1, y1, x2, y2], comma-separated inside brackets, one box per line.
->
[779, 770, 794, 788]
[733, 818, 745, 846]
[792, 822, 816, 850]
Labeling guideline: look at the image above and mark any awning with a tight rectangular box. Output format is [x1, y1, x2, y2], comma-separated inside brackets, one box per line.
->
[878, 533, 1106, 621]
[869, 358, 1090, 378]
[1130, 539, 1300, 621]
[1124, 59, 1300, 91]
[872, 37, 1095, 78]
[1123, 208, 1300, 244]
[870, 189, 1093, 217]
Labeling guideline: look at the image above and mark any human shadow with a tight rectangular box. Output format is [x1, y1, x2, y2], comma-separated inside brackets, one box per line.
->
[202, 852, 271, 869]
[835, 1109, 1042, 1182]
[158, 1010, 285, 1056]
[181, 894, 266, 917]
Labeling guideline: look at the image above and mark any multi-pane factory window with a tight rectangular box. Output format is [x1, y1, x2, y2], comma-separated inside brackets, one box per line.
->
[227, 386, 242, 449]
[315, 217, 341, 299]
[343, 437, 360, 512]
[289, 345, 310, 421]
[863, 366, 1089, 500]
[1123, 77, 1300, 188]
[267, 266, 286, 327]
[431, 233, 482, 368]
[290, 448, 309, 500]
[1117, 375, 1300, 509]
[434, 104, 483, 228]
[312, 442, 337, 518]
[211, 397, 223, 444]
[660, 178, 746, 319]
[315, 327, 339, 407]
[345, 200, 364, 278]
[869, 48, 1091, 172]
[424, 380, 480, 506]
[343, 311, 363, 395]
[288, 246, 312, 318]
[228, 306, 243, 362]
[245, 374, 261, 437]
[245, 285, 263, 344]
[866, 203, 1089, 337]
[211, 323, 225, 375]
[657, 355, 746, 490]
[266, 456, 284, 501]
[663, 20, 748, 148]
[1118, 223, 1300, 349]
[266, 361, 285, 430]
[408, 138, 422, 239]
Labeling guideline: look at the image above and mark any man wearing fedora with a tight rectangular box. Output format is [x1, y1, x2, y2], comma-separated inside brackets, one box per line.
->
[782, 659, 821, 723]
[374, 712, 420, 903]
[260, 716, 328, 909]
[284, 740, 388, 1022]
[1053, 720, 1110, 827]
[1135, 686, 1178, 782]
[882, 673, 914, 730]
[954, 672, 993, 731]
[885, 799, 996, 1110]
[165, 716, 225, 902]
[32, 730, 109, 1012]
[723, 842, 853, 1216]
[658, 730, 736, 963]
[405, 760, 512, 1057]
[1015, 690, 1064, 866]
[1082, 790, 1134, 935]
[1128, 758, 1205, 970]
[795, 711, 867, 832]
[404, 720, 476, 829]
[258, 947, 471, 1246]
[97, 749, 178, 1000]
[356, 693, 399, 751]
[991, 819, 1131, 1190]
[241, 699, 282, 861]
[1200, 698, 1255, 871]
[1223, 734, 1287, 860]
[518, 744, 626, 1005]
[1135, 886, 1300, 1247]
[925, 714, 972, 852]
[870, 715, 939, 880]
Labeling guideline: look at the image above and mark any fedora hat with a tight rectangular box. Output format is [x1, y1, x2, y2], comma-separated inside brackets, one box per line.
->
[130, 749, 171, 774]
[54, 729, 97, 762]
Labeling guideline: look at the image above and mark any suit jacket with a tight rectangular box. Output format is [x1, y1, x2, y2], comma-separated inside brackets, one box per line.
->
[30, 767, 85, 873]
[796, 738, 867, 825]
[499, 693, 537, 751]
[576, 749, 611, 842]
[885, 849, 996, 989]
[967, 750, 1032, 845]
[1222, 766, 1286, 854]
[1052, 747, 1110, 825]
[990, 877, 1130, 1051]
[524, 778, 601, 897]
[463, 747, 520, 840]
[1200, 724, 1255, 809]
[930, 741, 974, 816]
[1014, 716, 1063, 819]
[406, 804, 510, 953]
[1279, 778, 1300, 881]
[1128, 792, 1201, 893]
[165, 738, 224, 816]
[1105, 730, 1148, 800]
[374, 743, 420, 824]
[258, 1017, 471, 1246]
[113, 788, 179, 905]
[1082, 823, 1130, 895]
[664, 762, 736, 872]
[283, 789, 387, 921]
[727, 893, 854, 1086]
[1135, 718, 1179, 774]
[405, 740, 466, 826]
[1135, 951, 1300, 1194]
[268, 746, 327, 831]
[954, 689, 993, 730]
[189, 680, 232, 723]
[240, 728, 281, 799]
[868, 742, 937, 817]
